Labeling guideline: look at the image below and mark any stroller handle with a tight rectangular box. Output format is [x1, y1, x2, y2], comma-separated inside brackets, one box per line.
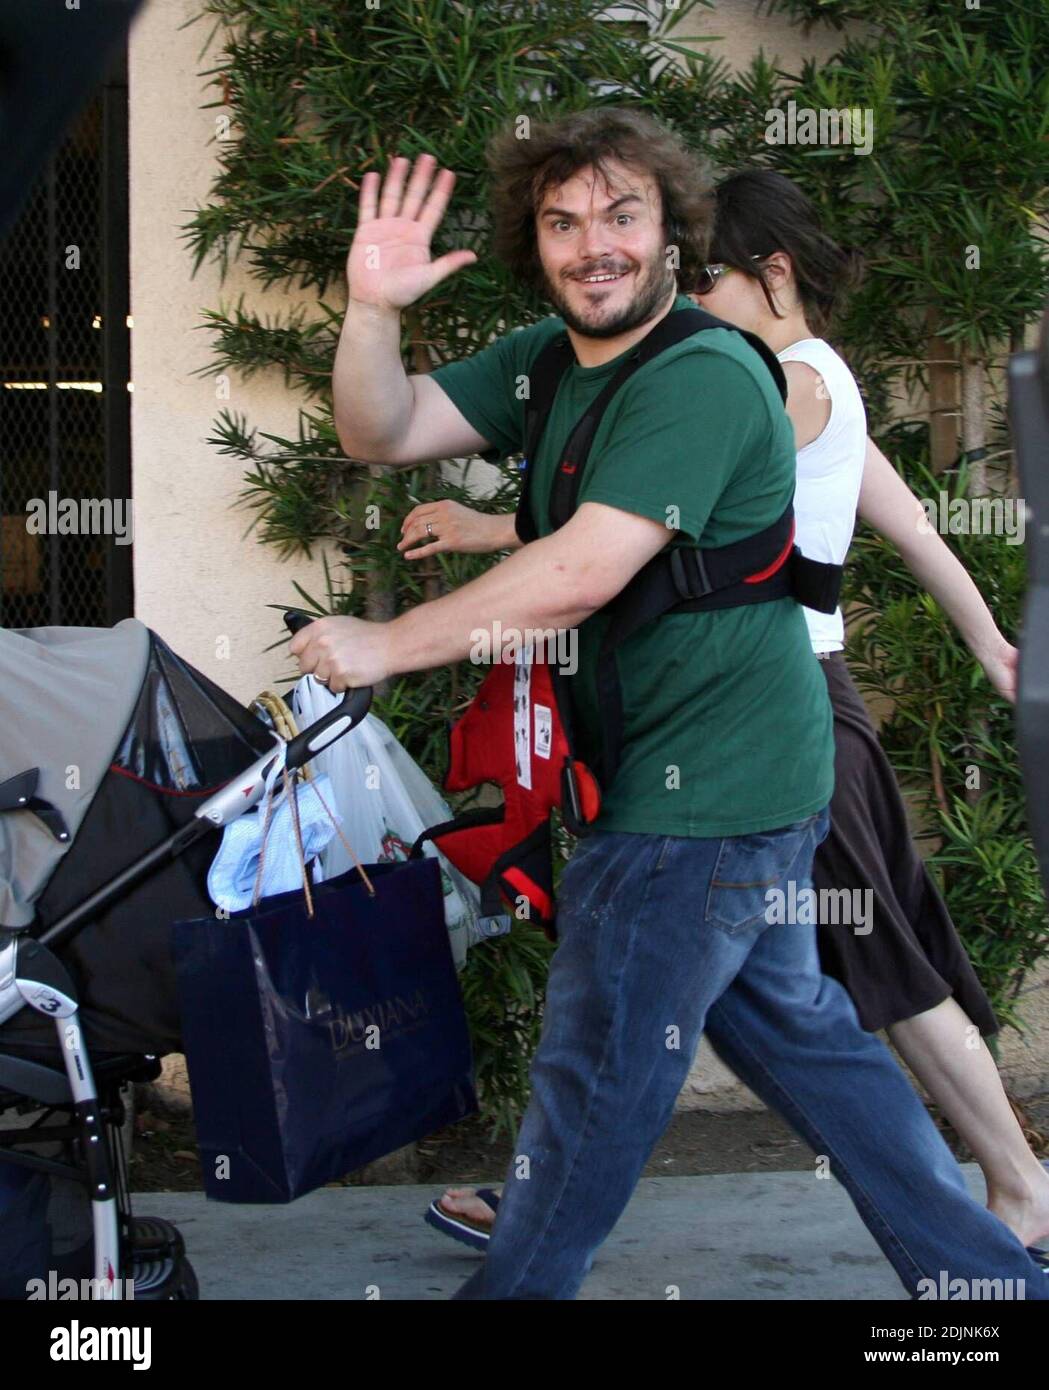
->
[282, 610, 373, 771]
[34, 614, 373, 951]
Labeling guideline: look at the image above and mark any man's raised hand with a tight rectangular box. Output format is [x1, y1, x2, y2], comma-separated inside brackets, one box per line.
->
[348, 153, 477, 311]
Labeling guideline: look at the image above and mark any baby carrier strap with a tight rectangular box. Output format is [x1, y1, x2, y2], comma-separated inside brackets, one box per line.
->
[410, 656, 601, 940]
[515, 305, 789, 544]
[593, 508, 799, 787]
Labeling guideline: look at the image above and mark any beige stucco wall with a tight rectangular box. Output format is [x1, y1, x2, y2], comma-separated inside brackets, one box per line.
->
[670, 0, 850, 68]
[128, 0, 335, 705]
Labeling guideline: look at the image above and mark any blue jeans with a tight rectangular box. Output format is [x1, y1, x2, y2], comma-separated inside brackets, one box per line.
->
[451, 806, 1048, 1299]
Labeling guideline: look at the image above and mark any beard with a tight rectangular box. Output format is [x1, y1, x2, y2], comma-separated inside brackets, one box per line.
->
[542, 247, 677, 340]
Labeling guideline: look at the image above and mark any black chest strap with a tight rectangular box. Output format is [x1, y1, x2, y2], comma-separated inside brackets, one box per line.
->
[516, 305, 789, 544]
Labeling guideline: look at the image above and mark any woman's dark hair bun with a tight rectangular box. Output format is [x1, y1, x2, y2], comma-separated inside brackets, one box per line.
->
[709, 169, 863, 335]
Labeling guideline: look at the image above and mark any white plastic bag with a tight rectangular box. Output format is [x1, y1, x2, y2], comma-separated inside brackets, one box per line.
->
[292, 676, 481, 968]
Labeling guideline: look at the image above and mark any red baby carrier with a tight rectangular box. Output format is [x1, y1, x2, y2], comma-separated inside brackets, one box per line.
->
[412, 306, 843, 939]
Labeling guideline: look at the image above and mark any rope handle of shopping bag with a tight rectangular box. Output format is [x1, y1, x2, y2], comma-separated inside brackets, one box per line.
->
[252, 607, 377, 912]
[252, 761, 376, 917]
[253, 690, 315, 781]
[306, 774, 377, 899]
[251, 677, 376, 909]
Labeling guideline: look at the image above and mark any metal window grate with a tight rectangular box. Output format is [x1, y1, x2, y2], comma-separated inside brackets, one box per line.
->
[0, 51, 131, 629]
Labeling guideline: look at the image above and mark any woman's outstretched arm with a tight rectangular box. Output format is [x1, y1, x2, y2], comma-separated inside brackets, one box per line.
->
[856, 437, 1017, 703]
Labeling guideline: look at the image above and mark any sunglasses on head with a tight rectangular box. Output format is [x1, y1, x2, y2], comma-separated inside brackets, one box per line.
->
[693, 253, 768, 296]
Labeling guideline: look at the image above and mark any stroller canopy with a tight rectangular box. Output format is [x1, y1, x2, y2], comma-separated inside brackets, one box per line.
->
[0, 618, 149, 930]
[0, 618, 279, 1056]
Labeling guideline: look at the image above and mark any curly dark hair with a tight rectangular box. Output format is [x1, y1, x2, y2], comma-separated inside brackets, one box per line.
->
[485, 107, 715, 294]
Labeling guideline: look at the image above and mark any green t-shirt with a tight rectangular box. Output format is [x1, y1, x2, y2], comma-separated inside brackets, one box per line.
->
[430, 294, 834, 837]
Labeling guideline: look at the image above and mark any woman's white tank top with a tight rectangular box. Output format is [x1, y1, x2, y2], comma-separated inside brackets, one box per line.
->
[776, 338, 868, 652]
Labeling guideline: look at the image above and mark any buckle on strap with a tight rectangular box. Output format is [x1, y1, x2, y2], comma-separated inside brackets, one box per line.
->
[668, 547, 712, 601]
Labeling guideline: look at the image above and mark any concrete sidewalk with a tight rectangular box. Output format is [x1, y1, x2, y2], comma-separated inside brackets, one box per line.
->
[132, 1165, 991, 1300]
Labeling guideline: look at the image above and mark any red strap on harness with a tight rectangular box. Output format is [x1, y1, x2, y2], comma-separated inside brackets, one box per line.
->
[745, 517, 796, 584]
[502, 866, 554, 923]
[423, 656, 601, 938]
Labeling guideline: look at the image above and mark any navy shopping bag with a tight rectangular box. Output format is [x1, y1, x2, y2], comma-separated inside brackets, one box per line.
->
[172, 855, 477, 1203]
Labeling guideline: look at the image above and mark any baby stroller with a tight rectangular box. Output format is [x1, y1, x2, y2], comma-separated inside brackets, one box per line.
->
[0, 612, 368, 1300]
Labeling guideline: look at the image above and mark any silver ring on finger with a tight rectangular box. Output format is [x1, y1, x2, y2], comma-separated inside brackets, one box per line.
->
[314, 673, 329, 685]
[425, 521, 434, 538]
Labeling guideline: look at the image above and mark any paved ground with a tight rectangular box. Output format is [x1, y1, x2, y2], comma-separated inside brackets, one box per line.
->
[132, 1165, 992, 1300]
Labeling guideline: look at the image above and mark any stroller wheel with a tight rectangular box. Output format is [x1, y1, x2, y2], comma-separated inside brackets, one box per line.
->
[171, 1259, 199, 1301]
[129, 1217, 198, 1300]
[130, 1213, 185, 1259]
[131, 1251, 199, 1301]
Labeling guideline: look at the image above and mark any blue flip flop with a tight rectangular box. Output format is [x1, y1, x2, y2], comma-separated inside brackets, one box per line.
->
[424, 1188, 501, 1251]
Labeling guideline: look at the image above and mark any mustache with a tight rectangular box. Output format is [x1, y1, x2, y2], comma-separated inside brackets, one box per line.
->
[564, 263, 634, 280]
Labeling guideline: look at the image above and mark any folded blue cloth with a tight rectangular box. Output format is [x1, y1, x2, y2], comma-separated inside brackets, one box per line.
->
[208, 771, 342, 913]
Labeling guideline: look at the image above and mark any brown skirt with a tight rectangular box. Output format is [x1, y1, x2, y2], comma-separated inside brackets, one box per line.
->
[811, 651, 999, 1037]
